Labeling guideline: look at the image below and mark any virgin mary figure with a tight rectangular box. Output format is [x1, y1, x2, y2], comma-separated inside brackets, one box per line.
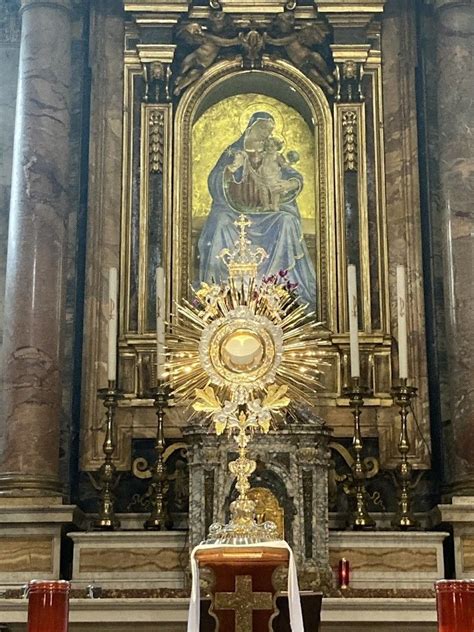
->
[197, 111, 317, 307]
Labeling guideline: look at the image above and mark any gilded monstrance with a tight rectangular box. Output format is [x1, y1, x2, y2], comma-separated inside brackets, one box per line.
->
[167, 214, 326, 544]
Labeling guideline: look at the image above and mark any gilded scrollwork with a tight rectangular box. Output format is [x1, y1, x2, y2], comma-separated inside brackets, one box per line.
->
[329, 440, 379, 483]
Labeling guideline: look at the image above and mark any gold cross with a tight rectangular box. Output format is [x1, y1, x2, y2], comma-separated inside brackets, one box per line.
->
[235, 214, 251, 239]
[214, 575, 273, 632]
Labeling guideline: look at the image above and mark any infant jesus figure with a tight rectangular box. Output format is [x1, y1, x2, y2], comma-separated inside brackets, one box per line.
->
[258, 136, 300, 212]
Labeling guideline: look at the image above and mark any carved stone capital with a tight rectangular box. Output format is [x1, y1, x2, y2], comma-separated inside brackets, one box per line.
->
[296, 446, 318, 464]
[316, 0, 386, 28]
[434, 0, 474, 33]
[20, 0, 71, 16]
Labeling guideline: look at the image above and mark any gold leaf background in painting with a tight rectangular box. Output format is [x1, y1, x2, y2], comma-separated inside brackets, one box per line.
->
[192, 94, 316, 221]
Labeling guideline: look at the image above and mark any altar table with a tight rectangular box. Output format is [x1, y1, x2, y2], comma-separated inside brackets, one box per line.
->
[188, 541, 304, 632]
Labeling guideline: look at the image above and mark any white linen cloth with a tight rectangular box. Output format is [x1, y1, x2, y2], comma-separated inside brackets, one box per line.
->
[187, 540, 304, 632]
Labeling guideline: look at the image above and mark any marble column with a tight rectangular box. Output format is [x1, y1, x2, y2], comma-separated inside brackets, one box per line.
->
[434, 0, 474, 493]
[0, 0, 72, 495]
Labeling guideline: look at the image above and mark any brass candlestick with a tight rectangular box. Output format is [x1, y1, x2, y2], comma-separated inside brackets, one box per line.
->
[344, 378, 375, 530]
[391, 378, 419, 529]
[91, 382, 122, 530]
[144, 382, 172, 530]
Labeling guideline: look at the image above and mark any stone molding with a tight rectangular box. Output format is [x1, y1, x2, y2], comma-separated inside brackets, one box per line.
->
[20, 0, 71, 16]
[433, 0, 474, 12]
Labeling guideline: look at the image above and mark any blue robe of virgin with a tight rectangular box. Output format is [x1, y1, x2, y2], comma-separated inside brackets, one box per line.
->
[197, 111, 317, 307]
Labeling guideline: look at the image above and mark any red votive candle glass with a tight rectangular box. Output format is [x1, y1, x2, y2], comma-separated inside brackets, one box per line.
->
[27, 580, 70, 632]
[436, 580, 474, 632]
[338, 558, 350, 590]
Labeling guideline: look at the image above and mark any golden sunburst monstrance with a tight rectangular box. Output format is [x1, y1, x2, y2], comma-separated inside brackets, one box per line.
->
[167, 215, 326, 543]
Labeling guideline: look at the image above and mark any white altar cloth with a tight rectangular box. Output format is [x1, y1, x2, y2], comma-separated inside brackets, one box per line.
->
[187, 540, 304, 632]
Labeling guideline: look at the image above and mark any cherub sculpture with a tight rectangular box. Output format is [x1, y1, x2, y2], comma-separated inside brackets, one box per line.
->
[174, 13, 239, 96]
[266, 12, 335, 95]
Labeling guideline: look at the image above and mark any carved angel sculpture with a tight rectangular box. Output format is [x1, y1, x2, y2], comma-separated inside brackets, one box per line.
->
[174, 14, 239, 96]
[266, 13, 335, 95]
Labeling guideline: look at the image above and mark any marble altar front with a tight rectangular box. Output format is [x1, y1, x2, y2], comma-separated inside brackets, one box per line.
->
[186, 420, 332, 591]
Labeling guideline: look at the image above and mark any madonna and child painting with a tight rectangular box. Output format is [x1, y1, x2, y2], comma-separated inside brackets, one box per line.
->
[193, 98, 317, 308]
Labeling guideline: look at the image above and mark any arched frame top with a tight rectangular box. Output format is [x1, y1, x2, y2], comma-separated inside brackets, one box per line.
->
[172, 56, 336, 330]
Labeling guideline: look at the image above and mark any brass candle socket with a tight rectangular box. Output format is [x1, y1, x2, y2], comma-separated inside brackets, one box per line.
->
[144, 382, 172, 530]
[91, 382, 122, 530]
[391, 379, 419, 530]
[343, 378, 375, 530]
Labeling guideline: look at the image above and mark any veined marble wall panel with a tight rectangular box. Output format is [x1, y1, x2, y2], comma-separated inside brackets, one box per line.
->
[70, 532, 188, 589]
[60, 4, 91, 497]
[81, 0, 131, 470]
[380, 0, 431, 467]
[0, 535, 54, 573]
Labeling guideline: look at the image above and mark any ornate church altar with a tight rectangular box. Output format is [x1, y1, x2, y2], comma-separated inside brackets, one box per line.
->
[2, 0, 468, 629]
[76, 0, 432, 547]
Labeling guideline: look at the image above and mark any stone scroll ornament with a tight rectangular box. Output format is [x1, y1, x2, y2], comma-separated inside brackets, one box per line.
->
[166, 215, 327, 544]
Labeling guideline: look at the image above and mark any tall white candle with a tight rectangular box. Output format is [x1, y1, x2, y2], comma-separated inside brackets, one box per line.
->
[107, 267, 118, 383]
[347, 264, 360, 379]
[396, 265, 408, 379]
[156, 267, 166, 381]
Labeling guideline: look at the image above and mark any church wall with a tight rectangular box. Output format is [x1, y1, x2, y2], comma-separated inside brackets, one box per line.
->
[381, 0, 431, 468]
[415, 1, 451, 488]
[78, 0, 126, 477]
[59, 4, 93, 499]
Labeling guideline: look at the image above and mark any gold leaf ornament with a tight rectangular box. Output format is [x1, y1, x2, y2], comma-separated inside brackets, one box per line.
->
[258, 415, 271, 434]
[193, 386, 222, 412]
[215, 418, 227, 436]
[262, 384, 290, 410]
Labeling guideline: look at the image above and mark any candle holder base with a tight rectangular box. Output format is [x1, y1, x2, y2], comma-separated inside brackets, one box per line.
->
[91, 516, 121, 531]
[351, 509, 376, 531]
[144, 383, 172, 531]
[392, 515, 419, 531]
[391, 380, 419, 532]
[90, 385, 122, 532]
[343, 381, 376, 532]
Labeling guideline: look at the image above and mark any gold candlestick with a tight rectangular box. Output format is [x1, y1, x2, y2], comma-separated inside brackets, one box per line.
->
[91, 381, 122, 530]
[391, 378, 419, 529]
[344, 378, 375, 530]
[144, 382, 172, 530]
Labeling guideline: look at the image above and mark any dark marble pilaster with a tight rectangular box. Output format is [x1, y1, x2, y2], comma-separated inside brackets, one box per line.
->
[434, 0, 474, 492]
[0, 0, 72, 495]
